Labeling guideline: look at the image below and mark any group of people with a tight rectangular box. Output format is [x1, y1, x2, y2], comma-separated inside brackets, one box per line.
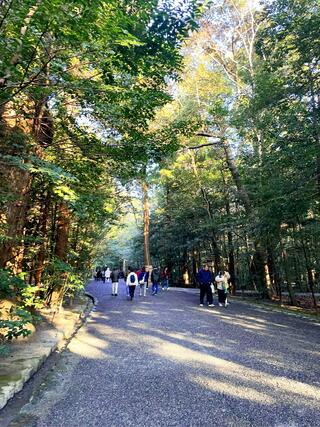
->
[95, 264, 229, 307]
[197, 265, 231, 308]
[95, 266, 171, 301]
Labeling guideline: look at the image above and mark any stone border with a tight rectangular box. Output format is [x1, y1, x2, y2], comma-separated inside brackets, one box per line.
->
[0, 295, 95, 411]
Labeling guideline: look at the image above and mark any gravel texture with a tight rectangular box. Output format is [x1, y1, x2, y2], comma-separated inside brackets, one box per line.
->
[9, 280, 320, 427]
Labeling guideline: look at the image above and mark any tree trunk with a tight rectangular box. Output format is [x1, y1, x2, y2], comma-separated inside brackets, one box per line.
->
[48, 201, 70, 307]
[189, 150, 222, 272]
[35, 191, 51, 286]
[142, 180, 151, 267]
[267, 249, 282, 301]
[280, 240, 296, 306]
[0, 166, 32, 270]
[228, 230, 236, 295]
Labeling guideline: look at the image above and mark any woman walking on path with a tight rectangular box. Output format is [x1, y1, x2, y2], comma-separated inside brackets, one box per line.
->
[196, 265, 214, 307]
[215, 270, 230, 307]
[126, 267, 138, 301]
[138, 267, 147, 297]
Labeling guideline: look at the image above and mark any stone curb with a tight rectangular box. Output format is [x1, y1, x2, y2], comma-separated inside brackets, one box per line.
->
[0, 295, 94, 411]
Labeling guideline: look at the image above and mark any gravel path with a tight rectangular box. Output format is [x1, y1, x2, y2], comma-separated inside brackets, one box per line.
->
[9, 280, 320, 427]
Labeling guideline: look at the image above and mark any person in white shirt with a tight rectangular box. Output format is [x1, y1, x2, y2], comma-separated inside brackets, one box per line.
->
[126, 267, 138, 301]
[215, 270, 230, 307]
[105, 267, 111, 282]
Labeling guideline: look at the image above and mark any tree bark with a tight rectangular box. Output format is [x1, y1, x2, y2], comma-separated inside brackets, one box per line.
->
[35, 191, 50, 286]
[142, 181, 151, 267]
[47, 201, 70, 307]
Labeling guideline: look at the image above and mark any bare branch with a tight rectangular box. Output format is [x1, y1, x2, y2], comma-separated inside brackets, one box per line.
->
[196, 131, 221, 138]
[187, 141, 220, 150]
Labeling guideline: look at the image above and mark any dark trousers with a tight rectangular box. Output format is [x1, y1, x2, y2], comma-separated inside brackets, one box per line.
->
[200, 283, 213, 304]
[218, 289, 227, 304]
[129, 285, 136, 299]
[152, 282, 158, 294]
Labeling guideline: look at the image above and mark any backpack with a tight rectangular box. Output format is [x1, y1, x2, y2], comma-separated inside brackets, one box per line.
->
[130, 273, 136, 283]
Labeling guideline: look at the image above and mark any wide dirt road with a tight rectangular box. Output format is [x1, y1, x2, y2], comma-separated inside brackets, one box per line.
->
[6, 281, 320, 427]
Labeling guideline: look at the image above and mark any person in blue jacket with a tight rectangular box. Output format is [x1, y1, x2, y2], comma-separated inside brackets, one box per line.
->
[196, 265, 214, 307]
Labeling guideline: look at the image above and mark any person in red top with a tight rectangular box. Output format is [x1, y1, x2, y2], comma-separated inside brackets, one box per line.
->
[161, 267, 171, 291]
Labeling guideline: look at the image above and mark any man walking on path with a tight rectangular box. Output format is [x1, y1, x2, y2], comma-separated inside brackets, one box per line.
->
[126, 267, 138, 300]
[111, 268, 119, 296]
[197, 264, 214, 307]
[152, 268, 160, 295]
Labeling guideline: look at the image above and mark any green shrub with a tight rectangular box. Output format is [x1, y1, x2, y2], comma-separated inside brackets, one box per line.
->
[0, 307, 38, 340]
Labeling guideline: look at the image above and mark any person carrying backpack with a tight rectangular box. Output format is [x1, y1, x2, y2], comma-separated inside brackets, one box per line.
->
[126, 267, 138, 301]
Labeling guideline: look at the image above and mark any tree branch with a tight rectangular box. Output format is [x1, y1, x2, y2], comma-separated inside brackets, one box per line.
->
[187, 141, 220, 149]
[195, 131, 221, 138]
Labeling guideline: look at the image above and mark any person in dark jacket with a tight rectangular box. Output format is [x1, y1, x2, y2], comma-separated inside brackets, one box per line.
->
[152, 268, 160, 295]
[110, 268, 118, 296]
[196, 265, 214, 307]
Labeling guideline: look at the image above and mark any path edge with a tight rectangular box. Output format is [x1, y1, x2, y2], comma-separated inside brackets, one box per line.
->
[169, 287, 320, 324]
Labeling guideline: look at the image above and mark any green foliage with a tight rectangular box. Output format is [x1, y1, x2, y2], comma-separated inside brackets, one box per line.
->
[0, 0, 202, 310]
[0, 307, 35, 340]
[116, 0, 320, 303]
[0, 269, 26, 297]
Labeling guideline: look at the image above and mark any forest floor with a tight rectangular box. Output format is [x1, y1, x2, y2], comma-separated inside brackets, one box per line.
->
[1, 280, 320, 427]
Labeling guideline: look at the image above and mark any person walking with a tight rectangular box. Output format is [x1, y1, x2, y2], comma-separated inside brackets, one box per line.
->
[144, 266, 154, 294]
[118, 269, 125, 285]
[138, 267, 147, 297]
[152, 268, 160, 295]
[111, 268, 119, 296]
[105, 267, 111, 283]
[96, 269, 102, 281]
[196, 265, 214, 307]
[215, 270, 230, 307]
[126, 267, 138, 301]
[161, 267, 171, 291]
[101, 269, 106, 283]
